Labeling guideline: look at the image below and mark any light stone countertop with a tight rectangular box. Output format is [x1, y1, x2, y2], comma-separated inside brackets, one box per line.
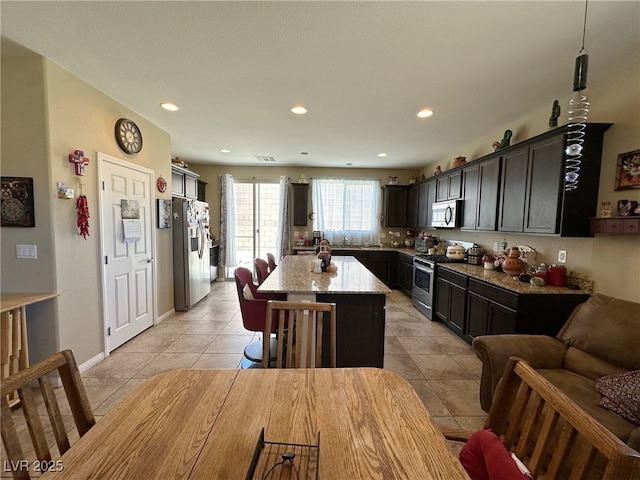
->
[257, 255, 391, 295]
[438, 263, 590, 295]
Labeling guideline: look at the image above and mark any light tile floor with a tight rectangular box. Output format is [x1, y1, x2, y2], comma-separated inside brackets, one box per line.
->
[82, 281, 487, 432]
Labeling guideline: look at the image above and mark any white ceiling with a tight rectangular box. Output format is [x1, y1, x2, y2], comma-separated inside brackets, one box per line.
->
[1, 1, 637, 169]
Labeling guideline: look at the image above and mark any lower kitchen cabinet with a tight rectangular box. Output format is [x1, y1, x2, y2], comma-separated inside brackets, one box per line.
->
[397, 252, 413, 296]
[434, 267, 467, 336]
[330, 249, 396, 287]
[435, 267, 590, 344]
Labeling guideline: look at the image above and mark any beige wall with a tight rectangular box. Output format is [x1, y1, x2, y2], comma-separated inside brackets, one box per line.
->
[1, 48, 174, 365]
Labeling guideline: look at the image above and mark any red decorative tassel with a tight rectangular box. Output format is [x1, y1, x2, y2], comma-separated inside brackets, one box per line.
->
[76, 195, 90, 239]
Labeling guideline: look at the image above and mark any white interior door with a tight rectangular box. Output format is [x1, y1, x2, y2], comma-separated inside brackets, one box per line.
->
[99, 153, 155, 352]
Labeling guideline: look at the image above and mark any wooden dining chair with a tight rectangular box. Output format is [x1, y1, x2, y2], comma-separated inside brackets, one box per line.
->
[266, 252, 277, 272]
[254, 258, 270, 285]
[443, 357, 640, 480]
[263, 300, 336, 368]
[1, 349, 96, 480]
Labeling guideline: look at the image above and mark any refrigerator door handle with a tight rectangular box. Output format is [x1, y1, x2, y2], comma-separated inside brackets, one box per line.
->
[197, 221, 205, 259]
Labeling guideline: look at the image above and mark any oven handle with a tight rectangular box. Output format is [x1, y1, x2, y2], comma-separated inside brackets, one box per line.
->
[413, 261, 434, 275]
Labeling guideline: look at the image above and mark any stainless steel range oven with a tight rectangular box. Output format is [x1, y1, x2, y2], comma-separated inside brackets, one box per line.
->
[412, 255, 435, 319]
[412, 241, 474, 320]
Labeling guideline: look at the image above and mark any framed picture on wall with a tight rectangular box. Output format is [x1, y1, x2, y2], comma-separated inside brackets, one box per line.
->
[158, 199, 172, 228]
[614, 149, 640, 190]
[1, 177, 35, 227]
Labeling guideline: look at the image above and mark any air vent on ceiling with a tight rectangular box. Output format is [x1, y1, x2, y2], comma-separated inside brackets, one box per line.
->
[254, 155, 276, 162]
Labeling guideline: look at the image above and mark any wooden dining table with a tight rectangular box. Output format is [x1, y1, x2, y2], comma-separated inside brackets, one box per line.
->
[41, 368, 469, 479]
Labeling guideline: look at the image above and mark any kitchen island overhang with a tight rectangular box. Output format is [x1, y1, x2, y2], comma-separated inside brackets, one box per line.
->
[258, 255, 391, 367]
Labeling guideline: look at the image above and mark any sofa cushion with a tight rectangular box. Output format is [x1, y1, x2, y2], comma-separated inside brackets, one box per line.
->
[538, 369, 636, 443]
[596, 370, 640, 426]
[557, 294, 640, 371]
[563, 346, 628, 381]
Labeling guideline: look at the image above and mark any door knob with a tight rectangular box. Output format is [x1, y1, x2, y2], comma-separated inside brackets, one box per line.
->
[147, 258, 154, 263]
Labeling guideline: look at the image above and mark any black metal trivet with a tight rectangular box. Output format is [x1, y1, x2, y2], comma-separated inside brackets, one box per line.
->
[245, 427, 320, 480]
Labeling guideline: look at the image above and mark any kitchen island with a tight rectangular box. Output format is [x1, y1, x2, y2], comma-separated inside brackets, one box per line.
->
[258, 255, 391, 367]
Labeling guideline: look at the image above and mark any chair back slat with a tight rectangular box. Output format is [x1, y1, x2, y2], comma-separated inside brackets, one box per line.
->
[263, 301, 336, 369]
[39, 375, 71, 454]
[528, 405, 560, 476]
[483, 358, 640, 480]
[1, 350, 95, 480]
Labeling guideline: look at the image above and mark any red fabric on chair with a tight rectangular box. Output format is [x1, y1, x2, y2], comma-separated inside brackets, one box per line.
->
[234, 267, 285, 333]
[267, 253, 277, 272]
[459, 429, 530, 480]
[254, 258, 270, 285]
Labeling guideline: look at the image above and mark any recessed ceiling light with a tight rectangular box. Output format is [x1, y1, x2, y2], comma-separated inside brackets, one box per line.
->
[417, 108, 434, 118]
[291, 106, 308, 115]
[377, 152, 388, 157]
[220, 149, 231, 153]
[160, 102, 179, 111]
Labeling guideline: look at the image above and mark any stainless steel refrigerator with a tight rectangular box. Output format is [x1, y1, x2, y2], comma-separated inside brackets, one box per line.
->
[172, 198, 211, 311]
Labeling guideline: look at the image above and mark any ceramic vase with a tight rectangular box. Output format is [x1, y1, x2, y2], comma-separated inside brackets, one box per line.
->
[502, 247, 525, 276]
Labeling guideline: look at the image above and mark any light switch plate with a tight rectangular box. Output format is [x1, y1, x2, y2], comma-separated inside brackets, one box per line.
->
[16, 244, 37, 259]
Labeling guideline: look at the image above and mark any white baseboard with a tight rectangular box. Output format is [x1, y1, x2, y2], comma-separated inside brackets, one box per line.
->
[156, 308, 175, 324]
[78, 352, 106, 374]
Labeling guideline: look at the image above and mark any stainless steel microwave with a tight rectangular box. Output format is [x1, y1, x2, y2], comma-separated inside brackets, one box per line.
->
[431, 200, 461, 228]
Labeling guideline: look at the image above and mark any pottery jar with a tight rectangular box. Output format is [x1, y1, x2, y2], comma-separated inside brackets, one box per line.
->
[446, 243, 466, 261]
[501, 247, 525, 276]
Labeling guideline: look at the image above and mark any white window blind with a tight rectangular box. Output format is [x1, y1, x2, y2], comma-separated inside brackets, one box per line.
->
[312, 178, 380, 246]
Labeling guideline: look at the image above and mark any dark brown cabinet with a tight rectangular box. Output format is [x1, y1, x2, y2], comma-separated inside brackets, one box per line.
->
[416, 180, 436, 228]
[462, 157, 501, 231]
[497, 123, 611, 236]
[171, 165, 199, 199]
[590, 217, 640, 235]
[197, 180, 207, 202]
[383, 185, 409, 227]
[329, 249, 396, 287]
[397, 252, 414, 296]
[436, 171, 462, 202]
[292, 183, 309, 226]
[434, 266, 590, 344]
[407, 184, 419, 228]
[434, 267, 467, 336]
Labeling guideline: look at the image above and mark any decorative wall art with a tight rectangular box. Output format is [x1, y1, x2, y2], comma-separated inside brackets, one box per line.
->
[614, 149, 640, 190]
[1, 177, 35, 227]
[158, 199, 172, 228]
[121, 199, 140, 219]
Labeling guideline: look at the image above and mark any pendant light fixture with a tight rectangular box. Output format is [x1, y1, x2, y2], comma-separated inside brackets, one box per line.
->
[565, 0, 590, 191]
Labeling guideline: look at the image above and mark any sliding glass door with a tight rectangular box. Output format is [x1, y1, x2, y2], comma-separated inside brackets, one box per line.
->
[230, 180, 280, 277]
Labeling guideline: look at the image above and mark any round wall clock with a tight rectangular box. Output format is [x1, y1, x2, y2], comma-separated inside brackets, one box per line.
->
[115, 118, 142, 154]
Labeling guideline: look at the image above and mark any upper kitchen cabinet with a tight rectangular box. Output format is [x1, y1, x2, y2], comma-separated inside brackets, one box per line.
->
[498, 123, 611, 237]
[171, 164, 199, 199]
[407, 183, 419, 228]
[382, 185, 408, 227]
[436, 170, 462, 202]
[461, 156, 501, 231]
[292, 183, 309, 226]
[408, 179, 437, 229]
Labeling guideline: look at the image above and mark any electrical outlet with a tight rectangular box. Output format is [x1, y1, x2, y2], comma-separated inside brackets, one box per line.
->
[558, 250, 567, 263]
[493, 242, 499, 252]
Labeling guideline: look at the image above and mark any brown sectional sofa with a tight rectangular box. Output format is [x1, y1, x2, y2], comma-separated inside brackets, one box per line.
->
[472, 293, 640, 451]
